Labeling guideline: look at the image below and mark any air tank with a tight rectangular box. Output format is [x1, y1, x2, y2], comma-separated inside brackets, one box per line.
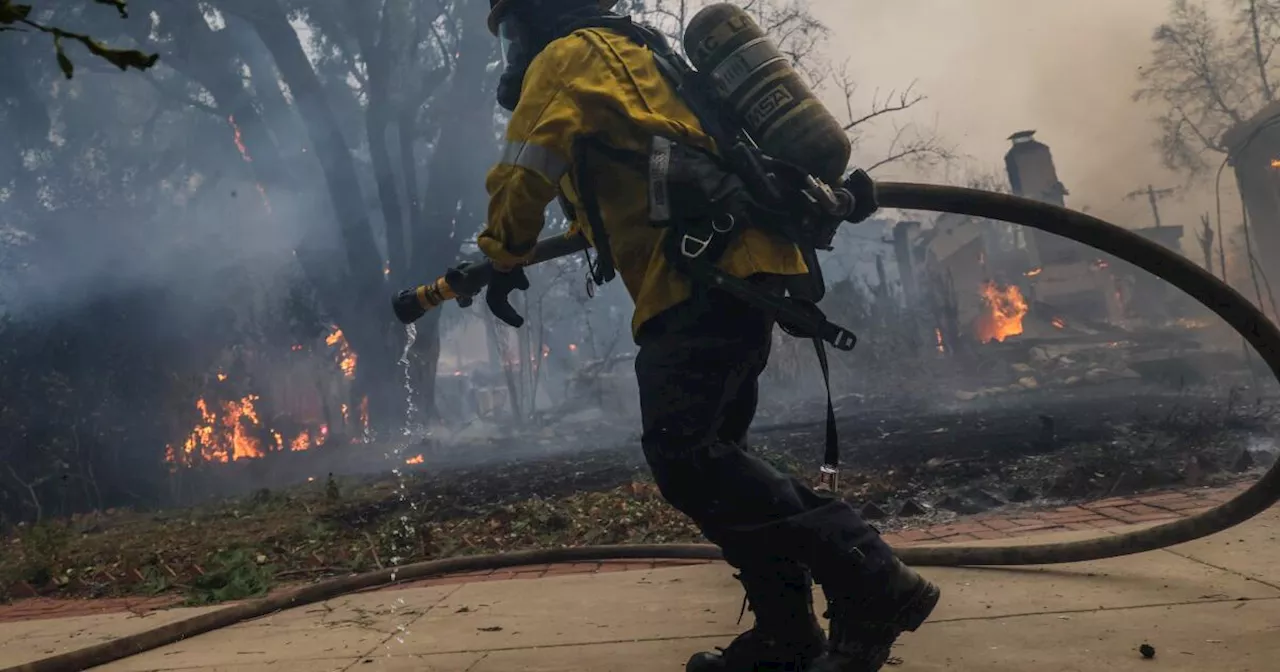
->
[683, 3, 851, 184]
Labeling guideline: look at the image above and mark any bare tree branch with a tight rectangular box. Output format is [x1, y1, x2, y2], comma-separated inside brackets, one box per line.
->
[843, 80, 926, 131]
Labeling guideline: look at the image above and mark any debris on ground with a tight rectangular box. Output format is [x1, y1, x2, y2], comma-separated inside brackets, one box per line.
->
[0, 387, 1273, 603]
[1139, 643, 1156, 659]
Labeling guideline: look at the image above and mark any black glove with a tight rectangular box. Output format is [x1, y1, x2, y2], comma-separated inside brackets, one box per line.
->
[485, 267, 531, 328]
[843, 168, 879, 224]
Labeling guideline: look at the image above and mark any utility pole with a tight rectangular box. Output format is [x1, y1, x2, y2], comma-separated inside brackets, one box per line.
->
[1196, 213, 1215, 275]
[1124, 184, 1178, 228]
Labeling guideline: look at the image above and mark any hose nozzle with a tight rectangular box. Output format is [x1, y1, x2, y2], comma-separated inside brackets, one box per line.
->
[392, 281, 457, 325]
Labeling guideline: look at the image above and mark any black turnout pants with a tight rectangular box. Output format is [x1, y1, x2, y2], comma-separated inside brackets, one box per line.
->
[634, 278, 893, 592]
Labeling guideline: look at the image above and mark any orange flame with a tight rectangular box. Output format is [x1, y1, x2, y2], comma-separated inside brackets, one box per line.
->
[1271, 158, 1280, 168]
[217, 371, 228, 382]
[226, 116, 272, 213]
[326, 328, 357, 379]
[1024, 267, 1043, 277]
[973, 281, 1028, 344]
[228, 115, 251, 162]
[165, 395, 265, 466]
[291, 430, 310, 452]
[405, 454, 425, 465]
[1051, 316, 1066, 329]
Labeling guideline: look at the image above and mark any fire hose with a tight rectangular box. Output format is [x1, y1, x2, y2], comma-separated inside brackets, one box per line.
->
[10, 183, 1280, 672]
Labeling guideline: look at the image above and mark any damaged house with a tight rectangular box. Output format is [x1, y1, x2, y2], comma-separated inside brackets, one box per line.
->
[892, 131, 1194, 356]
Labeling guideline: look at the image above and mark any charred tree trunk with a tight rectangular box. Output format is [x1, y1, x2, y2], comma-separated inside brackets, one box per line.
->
[350, 1, 408, 280]
[224, 0, 406, 437]
[405, 0, 498, 422]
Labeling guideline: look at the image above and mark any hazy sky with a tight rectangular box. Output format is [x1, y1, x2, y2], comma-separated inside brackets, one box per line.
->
[813, 0, 1232, 232]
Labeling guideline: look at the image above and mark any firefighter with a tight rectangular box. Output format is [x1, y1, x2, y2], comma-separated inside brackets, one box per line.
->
[475, 0, 940, 670]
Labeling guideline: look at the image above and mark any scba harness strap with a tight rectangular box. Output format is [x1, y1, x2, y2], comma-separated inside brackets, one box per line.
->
[558, 15, 853, 488]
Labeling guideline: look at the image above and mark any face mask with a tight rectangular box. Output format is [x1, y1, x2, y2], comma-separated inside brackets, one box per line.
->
[496, 16, 534, 112]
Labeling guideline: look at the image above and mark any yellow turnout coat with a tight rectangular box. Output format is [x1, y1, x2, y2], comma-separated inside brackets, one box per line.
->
[476, 25, 807, 338]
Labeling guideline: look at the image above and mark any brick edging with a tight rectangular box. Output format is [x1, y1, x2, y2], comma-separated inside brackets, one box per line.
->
[882, 480, 1246, 546]
[0, 480, 1250, 624]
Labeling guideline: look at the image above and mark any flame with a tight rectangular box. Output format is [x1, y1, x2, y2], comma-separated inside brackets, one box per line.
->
[166, 395, 265, 466]
[359, 396, 370, 431]
[568, 343, 578, 352]
[1025, 267, 1043, 277]
[272, 430, 284, 450]
[383, 261, 391, 277]
[316, 424, 328, 446]
[291, 430, 310, 452]
[1271, 158, 1280, 168]
[542, 344, 550, 358]
[217, 371, 228, 382]
[973, 281, 1028, 344]
[228, 116, 252, 162]
[1051, 316, 1067, 329]
[934, 328, 945, 353]
[326, 328, 357, 379]
[226, 116, 273, 213]
[405, 454, 425, 465]
[340, 403, 349, 423]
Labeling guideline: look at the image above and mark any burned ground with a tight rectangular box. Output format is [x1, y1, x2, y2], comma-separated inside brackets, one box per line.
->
[2, 381, 1271, 604]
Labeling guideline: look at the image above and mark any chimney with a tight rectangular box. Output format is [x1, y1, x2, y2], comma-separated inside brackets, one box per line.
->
[1004, 131, 1069, 206]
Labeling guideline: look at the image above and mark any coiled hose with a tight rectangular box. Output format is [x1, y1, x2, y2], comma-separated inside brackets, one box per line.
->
[9, 184, 1279, 672]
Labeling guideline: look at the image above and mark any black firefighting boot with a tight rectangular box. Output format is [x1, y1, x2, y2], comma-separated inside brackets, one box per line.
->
[804, 557, 941, 672]
[686, 566, 828, 672]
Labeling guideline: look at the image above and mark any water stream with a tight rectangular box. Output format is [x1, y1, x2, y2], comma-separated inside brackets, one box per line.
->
[383, 323, 421, 646]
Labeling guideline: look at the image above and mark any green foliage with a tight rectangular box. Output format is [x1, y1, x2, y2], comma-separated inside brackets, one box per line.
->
[185, 548, 275, 605]
[0, 0, 159, 78]
[137, 564, 173, 595]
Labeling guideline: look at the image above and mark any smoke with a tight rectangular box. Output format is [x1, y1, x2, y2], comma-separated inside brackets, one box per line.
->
[0, 74, 320, 324]
[814, 0, 1241, 237]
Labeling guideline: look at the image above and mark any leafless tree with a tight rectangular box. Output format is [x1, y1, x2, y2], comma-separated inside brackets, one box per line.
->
[632, 0, 952, 173]
[1134, 0, 1280, 174]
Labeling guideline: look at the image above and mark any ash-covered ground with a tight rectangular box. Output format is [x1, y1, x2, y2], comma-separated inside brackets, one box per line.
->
[9, 379, 1273, 602]
[381, 380, 1277, 532]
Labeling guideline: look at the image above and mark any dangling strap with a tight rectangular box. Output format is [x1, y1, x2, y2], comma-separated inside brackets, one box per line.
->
[570, 136, 649, 286]
[811, 337, 840, 492]
[572, 138, 615, 285]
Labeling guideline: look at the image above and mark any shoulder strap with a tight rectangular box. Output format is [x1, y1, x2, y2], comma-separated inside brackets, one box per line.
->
[559, 16, 739, 150]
